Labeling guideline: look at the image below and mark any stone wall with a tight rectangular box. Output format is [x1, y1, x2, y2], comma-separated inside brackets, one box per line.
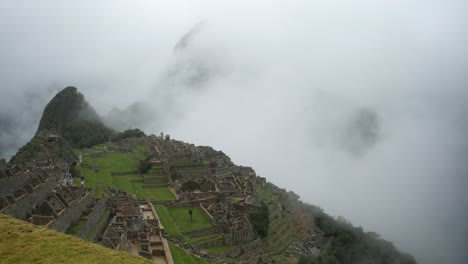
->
[88, 211, 111, 242]
[47, 192, 94, 232]
[76, 198, 107, 238]
[1, 176, 58, 220]
[183, 227, 216, 237]
[199, 203, 214, 224]
[0, 172, 31, 196]
[224, 227, 255, 245]
[195, 238, 224, 248]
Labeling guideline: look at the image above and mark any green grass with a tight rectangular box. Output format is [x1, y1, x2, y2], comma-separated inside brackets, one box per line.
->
[154, 205, 183, 236]
[85, 209, 110, 241]
[154, 206, 213, 236]
[91, 143, 107, 151]
[78, 152, 137, 196]
[0, 214, 151, 264]
[78, 152, 175, 201]
[204, 245, 234, 254]
[138, 187, 175, 201]
[112, 174, 174, 201]
[72, 148, 82, 157]
[132, 145, 150, 160]
[168, 242, 209, 264]
[65, 217, 87, 235]
[168, 207, 213, 233]
[185, 233, 223, 245]
[150, 166, 164, 171]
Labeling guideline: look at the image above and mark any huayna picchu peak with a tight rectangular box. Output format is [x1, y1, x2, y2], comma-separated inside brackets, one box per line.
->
[37, 86, 114, 149]
[0, 87, 417, 263]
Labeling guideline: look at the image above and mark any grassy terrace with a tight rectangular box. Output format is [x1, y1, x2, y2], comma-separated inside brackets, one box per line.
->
[204, 245, 234, 254]
[168, 242, 209, 264]
[77, 151, 175, 201]
[154, 204, 183, 236]
[154, 205, 213, 236]
[188, 233, 223, 245]
[254, 183, 295, 256]
[0, 214, 150, 264]
[168, 207, 213, 233]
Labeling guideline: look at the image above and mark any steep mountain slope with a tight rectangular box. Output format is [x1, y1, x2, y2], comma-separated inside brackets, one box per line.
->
[37, 86, 114, 148]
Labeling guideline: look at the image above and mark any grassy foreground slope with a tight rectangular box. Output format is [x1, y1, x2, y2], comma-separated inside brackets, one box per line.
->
[0, 214, 151, 264]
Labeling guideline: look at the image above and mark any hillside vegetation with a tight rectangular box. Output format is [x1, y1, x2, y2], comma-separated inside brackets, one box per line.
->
[8, 133, 77, 167]
[0, 214, 150, 264]
[37, 86, 114, 148]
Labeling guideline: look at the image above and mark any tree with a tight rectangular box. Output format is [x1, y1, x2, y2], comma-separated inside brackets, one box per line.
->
[180, 180, 200, 193]
[248, 202, 270, 238]
[138, 159, 152, 174]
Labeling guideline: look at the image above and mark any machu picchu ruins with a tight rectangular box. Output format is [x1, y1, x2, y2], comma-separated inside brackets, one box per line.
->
[0, 87, 418, 264]
[0, 127, 328, 263]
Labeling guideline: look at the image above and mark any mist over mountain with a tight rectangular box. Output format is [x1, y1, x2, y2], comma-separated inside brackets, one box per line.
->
[1, 1, 467, 263]
[37, 86, 113, 148]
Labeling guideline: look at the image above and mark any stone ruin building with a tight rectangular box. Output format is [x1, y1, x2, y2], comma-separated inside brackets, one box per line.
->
[0, 162, 104, 234]
[100, 189, 173, 264]
[145, 137, 268, 263]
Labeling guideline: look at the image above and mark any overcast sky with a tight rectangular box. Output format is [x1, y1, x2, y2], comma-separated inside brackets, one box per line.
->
[1, 1, 467, 263]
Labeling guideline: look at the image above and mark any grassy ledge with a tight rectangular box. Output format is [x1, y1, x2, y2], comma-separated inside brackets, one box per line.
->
[0, 214, 151, 264]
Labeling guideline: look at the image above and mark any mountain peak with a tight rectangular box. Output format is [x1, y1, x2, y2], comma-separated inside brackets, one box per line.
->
[37, 86, 113, 148]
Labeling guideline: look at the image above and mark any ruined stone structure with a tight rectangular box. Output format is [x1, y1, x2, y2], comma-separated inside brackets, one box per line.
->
[0, 162, 103, 234]
[144, 137, 268, 262]
[100, 190, 173, 264]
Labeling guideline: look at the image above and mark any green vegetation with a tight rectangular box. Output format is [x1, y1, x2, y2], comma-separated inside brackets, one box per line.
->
[296, 202, 417, 264]
[204, 245, 233, 254]
[138, 158, 152, 174]
[65, 217, 87, 235]
[9, 134, 77, 167]
[77, 152, 174, 201]
[154, 205, 183, 236]
[37, 86, 114, 148]
[168, 242, 209, 264]
[154, 205, 212, 235]
[181, 180, 200, 192]
[78, 152, 136, 196]
[63, 120, 114, 148]
[248, 202, 270, 238]
[109, 128, 145, 142]
[186, 233, 223, 245]
[133, 145, 150, 160]
[0, 214, 150, 264]
[85, 209, 110, 241]
[167, 207, 212, 233]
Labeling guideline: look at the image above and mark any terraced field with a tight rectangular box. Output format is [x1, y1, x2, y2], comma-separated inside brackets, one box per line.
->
[168, 242, 210, 264]
[76, 147, 175, 201]
[255, 183, 295, 256]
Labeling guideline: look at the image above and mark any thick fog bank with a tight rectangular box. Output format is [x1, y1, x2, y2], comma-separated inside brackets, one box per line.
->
[1, 1, 467, 263]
